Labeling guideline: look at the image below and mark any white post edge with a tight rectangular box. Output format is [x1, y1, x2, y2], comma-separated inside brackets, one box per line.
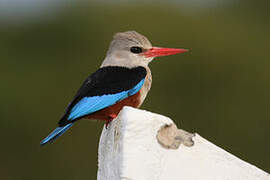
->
[97, 106, 270, 180]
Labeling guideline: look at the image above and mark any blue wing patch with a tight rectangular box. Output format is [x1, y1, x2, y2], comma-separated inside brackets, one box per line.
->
[68, 79, 145, 120]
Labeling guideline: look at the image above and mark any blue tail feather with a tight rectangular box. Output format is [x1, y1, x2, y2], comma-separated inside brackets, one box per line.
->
[40, 123, 73, 145]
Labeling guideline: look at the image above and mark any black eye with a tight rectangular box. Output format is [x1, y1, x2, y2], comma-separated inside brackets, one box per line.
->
[130, 46, 143, 54]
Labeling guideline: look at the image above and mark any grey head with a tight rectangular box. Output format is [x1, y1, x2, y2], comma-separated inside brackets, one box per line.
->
[101, 31, 153, 68]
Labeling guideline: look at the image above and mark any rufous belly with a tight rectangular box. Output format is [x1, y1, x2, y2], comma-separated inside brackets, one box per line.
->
[86, 90, 141, 121]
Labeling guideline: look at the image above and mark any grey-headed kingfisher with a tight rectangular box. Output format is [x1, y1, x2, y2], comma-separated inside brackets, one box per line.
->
[41, 31, 188, 145]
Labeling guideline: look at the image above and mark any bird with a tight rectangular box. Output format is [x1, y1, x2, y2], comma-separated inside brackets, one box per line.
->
[40, 31, 188, 145]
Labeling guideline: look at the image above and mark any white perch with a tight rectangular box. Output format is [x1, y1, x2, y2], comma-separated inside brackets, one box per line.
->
[97, 106, 270, 180]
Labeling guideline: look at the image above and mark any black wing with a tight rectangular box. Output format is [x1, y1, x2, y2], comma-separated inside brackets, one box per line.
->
[58, 66, 147, 126]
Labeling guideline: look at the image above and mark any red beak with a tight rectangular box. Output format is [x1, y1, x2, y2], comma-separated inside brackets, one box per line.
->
[142, 47, 188, 58]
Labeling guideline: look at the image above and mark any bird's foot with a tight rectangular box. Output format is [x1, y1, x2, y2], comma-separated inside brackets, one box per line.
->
[157, 123, 195, 149]
[105, 114, 118, 129]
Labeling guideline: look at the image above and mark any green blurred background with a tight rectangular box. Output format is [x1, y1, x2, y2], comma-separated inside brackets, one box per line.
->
[1, 0, 269, 179]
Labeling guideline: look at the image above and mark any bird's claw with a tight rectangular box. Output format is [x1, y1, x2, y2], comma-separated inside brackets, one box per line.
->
[105, 114, 117, 129]
[105, 119, 112, 129]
